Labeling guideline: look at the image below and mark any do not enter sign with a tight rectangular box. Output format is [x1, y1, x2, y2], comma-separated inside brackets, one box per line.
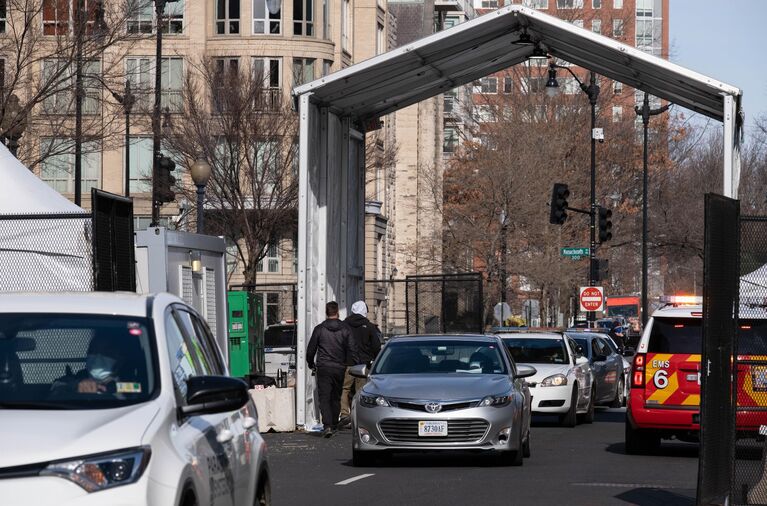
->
[580, 286, 604, 312]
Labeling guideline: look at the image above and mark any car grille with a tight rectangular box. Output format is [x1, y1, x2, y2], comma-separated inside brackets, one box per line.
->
[379, 418, 489, 443]
[390, 400, 476, 412]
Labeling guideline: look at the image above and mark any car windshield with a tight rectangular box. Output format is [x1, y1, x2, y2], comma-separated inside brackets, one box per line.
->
[737, 320, 767, 355]
[264, 326, 296, 348]
[608, 304, 639, 318]
[372, 339, 507, 375]
[0, 314, 157, 410]
[648, 317, 702, 354]
[503, 338, 568, 364]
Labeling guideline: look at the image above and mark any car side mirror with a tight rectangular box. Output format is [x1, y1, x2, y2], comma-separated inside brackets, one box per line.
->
[515, 364, 537, 379]
[575, 345, 584, 355]
[179, 375, 250, 417]
[350, 364, 369, 378]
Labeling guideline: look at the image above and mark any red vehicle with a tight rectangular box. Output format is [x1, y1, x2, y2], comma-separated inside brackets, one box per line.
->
[626, 296, 767, 454]
[605, 295, 641, 337]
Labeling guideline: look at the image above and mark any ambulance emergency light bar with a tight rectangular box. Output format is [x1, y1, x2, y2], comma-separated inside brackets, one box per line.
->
[659, 295, 702, 306]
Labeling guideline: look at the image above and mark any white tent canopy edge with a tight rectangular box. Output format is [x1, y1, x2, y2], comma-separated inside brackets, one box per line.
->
[292, 4, 743, 429]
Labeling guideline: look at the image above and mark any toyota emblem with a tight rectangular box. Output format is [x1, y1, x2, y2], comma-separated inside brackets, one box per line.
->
[425, 402, 442, 413]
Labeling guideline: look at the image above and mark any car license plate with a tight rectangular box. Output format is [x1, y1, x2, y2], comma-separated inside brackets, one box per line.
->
[418, 421, 448, 437]
[753, 366, 767, 391]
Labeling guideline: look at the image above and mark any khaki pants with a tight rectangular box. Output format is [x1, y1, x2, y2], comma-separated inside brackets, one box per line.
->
[340, 366, 367, 418]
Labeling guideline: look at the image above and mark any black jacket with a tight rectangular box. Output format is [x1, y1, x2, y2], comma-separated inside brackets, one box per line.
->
[344, 314, 382, 364]
[306, 319, 358, 370]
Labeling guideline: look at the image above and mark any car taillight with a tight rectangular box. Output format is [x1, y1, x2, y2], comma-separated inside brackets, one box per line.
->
[632, 353, 646, 388]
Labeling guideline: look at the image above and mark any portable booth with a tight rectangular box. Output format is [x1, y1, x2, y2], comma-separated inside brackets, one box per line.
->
[292, 4, 743, 429]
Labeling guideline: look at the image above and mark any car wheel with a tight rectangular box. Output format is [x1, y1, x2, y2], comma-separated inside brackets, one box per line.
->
[559, 384, 578, 428]
[578, 385, 595, 424]
[611, 378, 625, 408]
[352, 448, 376, 467]
[522, 430, 531, 458]
[625, 421, 661, 455]
[255, 473, 271, 506]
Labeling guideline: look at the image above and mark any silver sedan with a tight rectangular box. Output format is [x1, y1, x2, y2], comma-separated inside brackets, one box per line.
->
[350, 334, 536, 466]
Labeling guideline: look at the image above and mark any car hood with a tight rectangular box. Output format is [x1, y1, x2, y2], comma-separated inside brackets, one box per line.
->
[0, 402, 160, 468]
[521, 363, 572, 383]
[363, 374, 512, 400]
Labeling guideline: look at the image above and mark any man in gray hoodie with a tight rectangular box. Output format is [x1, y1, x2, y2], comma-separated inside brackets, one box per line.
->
[306, 301, 358, 437]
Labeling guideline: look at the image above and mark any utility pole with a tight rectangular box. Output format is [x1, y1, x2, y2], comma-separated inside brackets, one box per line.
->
[635, 92, 670, 326]
[587, 72, 600, 324]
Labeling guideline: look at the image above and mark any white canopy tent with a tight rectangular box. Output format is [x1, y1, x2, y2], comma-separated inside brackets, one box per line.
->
[292, 4, 744, 428]
[0, 143, 93, 292]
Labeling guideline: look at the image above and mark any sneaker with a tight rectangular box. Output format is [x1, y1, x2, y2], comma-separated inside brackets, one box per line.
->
[322, 427, 334, 438]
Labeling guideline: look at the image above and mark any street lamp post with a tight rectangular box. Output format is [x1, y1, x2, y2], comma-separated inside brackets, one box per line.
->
[635, 92, 670, 326]
[546, 62, 600, 323]
[151, 0, 179, 226]
[190, 159, 212, 234]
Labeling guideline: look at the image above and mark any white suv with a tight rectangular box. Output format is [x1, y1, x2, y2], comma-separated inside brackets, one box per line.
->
[0, 292, 270, 506]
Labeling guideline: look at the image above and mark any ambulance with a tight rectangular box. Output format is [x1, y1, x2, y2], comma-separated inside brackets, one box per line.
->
[625, 295, 767, 454]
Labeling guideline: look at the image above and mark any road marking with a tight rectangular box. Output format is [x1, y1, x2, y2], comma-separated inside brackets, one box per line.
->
[571, 482, 690, 490]
[336, 473, 375, 486]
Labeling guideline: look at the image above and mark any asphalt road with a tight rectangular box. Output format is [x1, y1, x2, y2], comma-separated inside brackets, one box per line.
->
[264, 408, 699, 506]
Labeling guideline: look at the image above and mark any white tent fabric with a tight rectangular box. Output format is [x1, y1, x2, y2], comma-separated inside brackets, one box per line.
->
[0, 143, 93, 291]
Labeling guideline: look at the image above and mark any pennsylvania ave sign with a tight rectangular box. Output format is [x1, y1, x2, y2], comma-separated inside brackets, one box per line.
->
[579, 286, 604, 312]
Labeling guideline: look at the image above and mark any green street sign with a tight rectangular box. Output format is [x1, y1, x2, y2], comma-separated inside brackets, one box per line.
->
[561, 247, 590, 259]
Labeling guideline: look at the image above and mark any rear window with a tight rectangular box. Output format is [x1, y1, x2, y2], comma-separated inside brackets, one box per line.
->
[738, 320, 767, 355]
[648, 318, 702, 354]
[264, 326, 296, 348]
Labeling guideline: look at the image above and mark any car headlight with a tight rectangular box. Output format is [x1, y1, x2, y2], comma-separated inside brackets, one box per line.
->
[359, 394, 390, 407]
[479, 395, 511, 407]
[40, 447, 151, 493]
[540, 374, 568, 387]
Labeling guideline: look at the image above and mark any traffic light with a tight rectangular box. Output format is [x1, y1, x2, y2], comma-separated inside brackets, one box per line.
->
[549, 183, 569, 225]
[156, 155, 176, 204]
[598, 206, 613, 243]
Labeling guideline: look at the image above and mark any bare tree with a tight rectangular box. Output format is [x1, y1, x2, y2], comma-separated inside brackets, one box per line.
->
[163, 58, 299, 285]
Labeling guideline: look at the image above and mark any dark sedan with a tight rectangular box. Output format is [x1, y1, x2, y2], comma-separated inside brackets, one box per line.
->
[565, 332, 626, 408]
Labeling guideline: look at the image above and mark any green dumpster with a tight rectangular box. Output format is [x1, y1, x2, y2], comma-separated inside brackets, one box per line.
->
[227, 291, 264, 378]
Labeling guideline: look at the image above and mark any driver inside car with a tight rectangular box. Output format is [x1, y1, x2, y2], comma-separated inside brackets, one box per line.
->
[51, 331, 126, 396]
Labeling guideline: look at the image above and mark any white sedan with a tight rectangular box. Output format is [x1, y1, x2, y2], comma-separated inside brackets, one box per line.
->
[0, 292, 270, 506]
[499, 332, 594, 427]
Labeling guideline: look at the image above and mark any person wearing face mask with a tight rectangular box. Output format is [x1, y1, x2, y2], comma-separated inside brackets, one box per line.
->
[51, 331, 122, 395]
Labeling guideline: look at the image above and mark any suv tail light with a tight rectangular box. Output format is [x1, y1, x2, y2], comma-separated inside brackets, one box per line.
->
[632, 353, 646, 388]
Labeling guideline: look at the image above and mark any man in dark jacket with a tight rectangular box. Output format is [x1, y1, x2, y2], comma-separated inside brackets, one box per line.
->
[306, 301, 358, 437]
[339, 301, 382, 426]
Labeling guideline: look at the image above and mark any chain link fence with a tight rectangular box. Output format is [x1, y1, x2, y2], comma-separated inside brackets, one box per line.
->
[405, 273, 484, 335]
[0, 213, 93, 292]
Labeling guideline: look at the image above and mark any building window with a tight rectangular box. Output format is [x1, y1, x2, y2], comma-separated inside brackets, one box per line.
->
[293, 0, 313, 36]
[128, 137, 153, 193]
[443, 15, 459, 29]
[523, 0, 548, 7]
[443, 89, 457, 114]
[612, 105, 622, 122]
[612, 18, 624, 37]
[134, 216, 170, 231]
[253, 57, 282, 110]
[292, 58, 314, 86]
[636, 0, 652, 16]
[216, 0, 240, 34]
[613, 0, 622, 7]
[42, 59, 100, 114]
[253, 0, 281, 34]
[556, 0, 583, 8]
[474, 105, 494, 123]
[572, 19, 583, 28]
[340, 0, 349, 50]
[376, 22, 385, 55]
[126, 56, 183, 112]
[40, 138, 101, 193]
[322, 0, 329, 39]
[127, 0, 153, 33]
[443, 127, 458, 154]
[480, 77, 497, 94]
[322, 59, 332, 76]
[521, 76, 546, 93]
[257, 242, 280, 273]
[591, 18, 601, 34]
[592, 0, 601, 7]
[213, 57, 239, 112]
[0, 1, 5, 33]
[163, 0, 184, 34]
[264, 292, 279, 324]
[481, 0, 498, 7]
[613, 81, 622, 95]
[503, 76, 513, 93]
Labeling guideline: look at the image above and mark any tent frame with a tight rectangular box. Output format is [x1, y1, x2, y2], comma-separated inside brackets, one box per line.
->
[292, 4, 743, 428]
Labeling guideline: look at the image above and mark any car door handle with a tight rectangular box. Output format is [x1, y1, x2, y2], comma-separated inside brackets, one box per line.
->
[243, 417, 257, 430]
[216, 429, 234, 444]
